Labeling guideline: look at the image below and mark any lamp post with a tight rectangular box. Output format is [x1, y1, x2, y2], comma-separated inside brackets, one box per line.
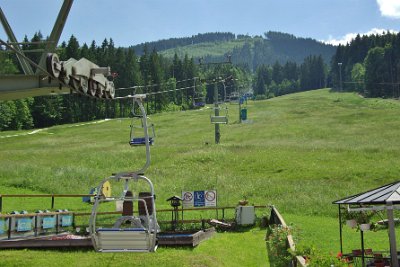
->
[338, 62, 343, 92]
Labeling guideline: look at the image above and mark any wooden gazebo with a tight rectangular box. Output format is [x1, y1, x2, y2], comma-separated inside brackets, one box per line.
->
[333, 181, 400, 267]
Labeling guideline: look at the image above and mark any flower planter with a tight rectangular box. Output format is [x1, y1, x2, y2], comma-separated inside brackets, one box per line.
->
[359, 223, 370, 231]
[238, 200, 248, 206]
[346, 219, 357, 229]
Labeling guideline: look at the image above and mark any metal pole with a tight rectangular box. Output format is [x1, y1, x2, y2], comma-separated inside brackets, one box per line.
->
[338, 204, 343, 254]
[338, 63, 343, 92]
[214, 82, 220, 144]
[361, 230, 365, 267]
[387, 201, 399, 267]
[239, 96, 242, 123]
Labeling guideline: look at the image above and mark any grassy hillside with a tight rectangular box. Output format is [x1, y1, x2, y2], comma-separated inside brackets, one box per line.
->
[2, 89, 400, 214]
[160, 38, 250, 59]
[158, 35, 335, 67]
[2, 89, 400, 265]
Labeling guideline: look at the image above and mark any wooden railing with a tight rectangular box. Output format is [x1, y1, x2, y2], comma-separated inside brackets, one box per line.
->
[0, 193, 270, 232]
[268, 205, 307, 267]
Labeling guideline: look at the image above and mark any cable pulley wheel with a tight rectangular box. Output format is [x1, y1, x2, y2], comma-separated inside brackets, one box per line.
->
[46, 53, 61, 78]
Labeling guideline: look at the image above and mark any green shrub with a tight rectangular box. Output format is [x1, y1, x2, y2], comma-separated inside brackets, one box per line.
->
[266, 225, 293, 266]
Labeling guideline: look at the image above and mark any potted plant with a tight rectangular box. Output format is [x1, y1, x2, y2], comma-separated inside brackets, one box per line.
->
[341, 208, 358, 229]
[341, 208, 375, 230]
[355, 210, 375, 231]
[238, 196, 248, 206]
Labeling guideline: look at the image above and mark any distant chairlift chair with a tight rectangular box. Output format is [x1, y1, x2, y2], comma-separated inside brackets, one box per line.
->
[129, 100, 155, 146]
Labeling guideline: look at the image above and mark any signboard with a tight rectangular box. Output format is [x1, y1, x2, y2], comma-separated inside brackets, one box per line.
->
[61, 215, 73, 227]
[0, 219, 5, 234]
[17, 218, 32, 232]
[194, 191, 205, 207]
[205, 190, 217, 206]
[182, 191, 194, 207]
[182, 190, 217, 208]
[42, 216, 56, 229]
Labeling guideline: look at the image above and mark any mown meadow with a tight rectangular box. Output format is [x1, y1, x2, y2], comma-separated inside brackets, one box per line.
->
[1, 88, 400, 266]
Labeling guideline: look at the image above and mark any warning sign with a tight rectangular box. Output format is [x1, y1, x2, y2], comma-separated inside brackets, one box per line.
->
[182, 190, 217, 207]
[205, 190, 217, 206]
[182, 191, 194, 207]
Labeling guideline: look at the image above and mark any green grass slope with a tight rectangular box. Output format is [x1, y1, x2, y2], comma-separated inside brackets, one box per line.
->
[2, 88, 400, 264]
[3, 89, 397, 214]
[159, 38, 250, 59]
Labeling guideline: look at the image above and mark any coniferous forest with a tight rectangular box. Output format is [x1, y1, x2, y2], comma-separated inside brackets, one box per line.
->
[330, 31, 400, 97]
[2, 30, 400, 131]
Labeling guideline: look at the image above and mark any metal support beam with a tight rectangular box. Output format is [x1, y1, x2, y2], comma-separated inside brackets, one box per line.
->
[0, 6, 34, 75]
[36, 0, 74, 74]
[338, 204, 343, 254]
[0, 74, 70, 100]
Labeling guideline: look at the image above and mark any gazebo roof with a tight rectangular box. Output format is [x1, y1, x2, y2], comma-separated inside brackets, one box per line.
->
[333, 181, 400, 205]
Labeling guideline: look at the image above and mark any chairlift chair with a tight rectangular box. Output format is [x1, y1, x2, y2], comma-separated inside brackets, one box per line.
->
[89, 94, 158, 252]
[89, 174, 158, 252]
[192, 80, 206, 108]
[129, 97, 155, 146]
[228, 92, 240, 104]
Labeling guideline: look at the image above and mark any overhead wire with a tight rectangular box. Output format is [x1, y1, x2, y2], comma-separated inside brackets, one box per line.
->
[115, 77, 198, 91]
[115, 75, 235, 100]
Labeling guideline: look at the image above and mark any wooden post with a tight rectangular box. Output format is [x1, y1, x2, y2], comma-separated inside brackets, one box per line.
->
[34, 214, 38, 237]
[55, 214, 59, 234]
[51, 195, 55, 209]
[7, 217, 11, 240]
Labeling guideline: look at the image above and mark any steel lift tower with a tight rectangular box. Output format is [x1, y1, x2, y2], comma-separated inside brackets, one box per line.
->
[0, 0, 115, 101]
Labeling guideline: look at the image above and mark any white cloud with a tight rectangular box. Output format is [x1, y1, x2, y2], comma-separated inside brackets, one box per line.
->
[377, 0, 400, 19]
[323, 28, 398, 46]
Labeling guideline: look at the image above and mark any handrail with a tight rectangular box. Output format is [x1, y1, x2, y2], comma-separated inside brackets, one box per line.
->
[0, 194, 95, 212]
[0, 211, 71, 218]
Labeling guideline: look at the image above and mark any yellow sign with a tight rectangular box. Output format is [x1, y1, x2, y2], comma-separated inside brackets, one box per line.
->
[102, 181, 112, 198]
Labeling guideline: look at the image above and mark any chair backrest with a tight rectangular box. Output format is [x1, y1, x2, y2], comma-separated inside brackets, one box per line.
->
[122, 191, 133, 216]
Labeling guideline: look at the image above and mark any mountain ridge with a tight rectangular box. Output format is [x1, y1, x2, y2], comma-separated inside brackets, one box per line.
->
[130, 31, 336, 70]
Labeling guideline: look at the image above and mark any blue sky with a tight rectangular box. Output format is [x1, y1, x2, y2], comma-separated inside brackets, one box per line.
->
[1, 0, 400, 47]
